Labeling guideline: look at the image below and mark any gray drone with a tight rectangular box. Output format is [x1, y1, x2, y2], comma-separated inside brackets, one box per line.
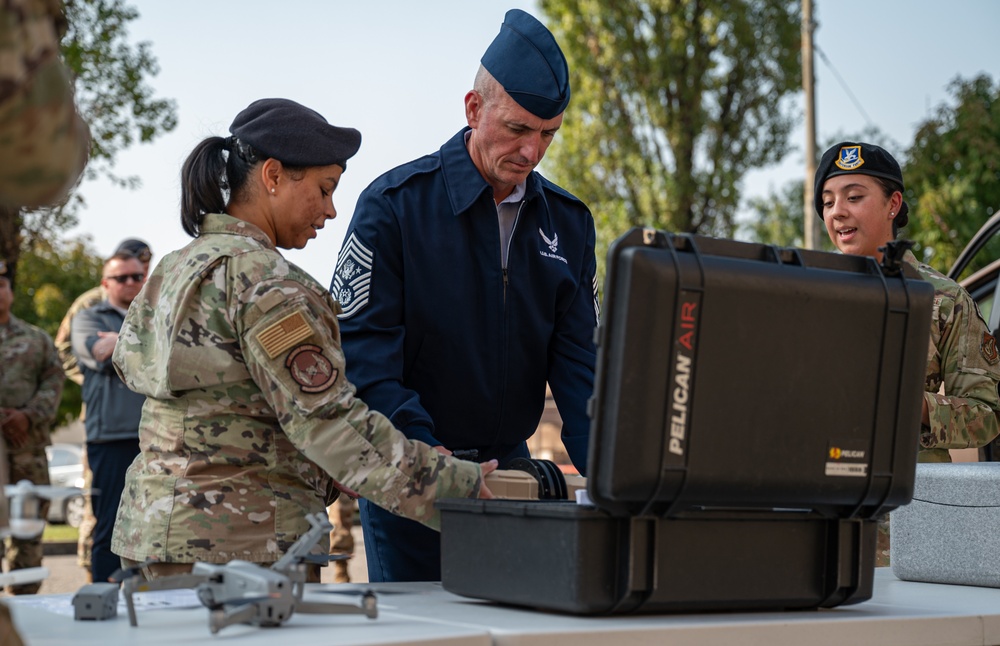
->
[117, 512, 377, 634]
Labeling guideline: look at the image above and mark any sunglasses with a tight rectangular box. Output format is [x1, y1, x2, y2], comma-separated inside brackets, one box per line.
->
[106, 273, 145, 284]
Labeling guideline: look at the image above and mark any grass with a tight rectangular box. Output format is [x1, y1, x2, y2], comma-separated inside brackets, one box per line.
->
[42, 523, 79, 543]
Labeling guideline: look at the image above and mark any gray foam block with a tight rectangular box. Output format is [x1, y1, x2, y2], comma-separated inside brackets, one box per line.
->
[892, 462, 1000, 587]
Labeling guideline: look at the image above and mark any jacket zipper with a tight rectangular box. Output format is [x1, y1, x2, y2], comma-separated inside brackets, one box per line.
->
[502, 202, 525, 303]
[496, 201, 525, 448]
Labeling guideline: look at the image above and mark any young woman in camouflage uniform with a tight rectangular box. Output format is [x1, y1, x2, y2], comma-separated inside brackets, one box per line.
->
[110, 99, 495, 578]
[815, 141, 1000, 565]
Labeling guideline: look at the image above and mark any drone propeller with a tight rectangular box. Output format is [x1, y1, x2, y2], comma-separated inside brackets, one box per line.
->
[196, 585, 274, 611]
[303, 552, 346, 566]
[3, 479, 95, 499]
[109, 563, 146, 584]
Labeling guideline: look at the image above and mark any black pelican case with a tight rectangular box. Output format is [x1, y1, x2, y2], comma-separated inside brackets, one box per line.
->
[438, 228, 934, 614]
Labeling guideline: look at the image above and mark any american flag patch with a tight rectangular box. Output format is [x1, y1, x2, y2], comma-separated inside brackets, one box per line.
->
[332, 232, 374, 319]
[257, 311, 313, 358]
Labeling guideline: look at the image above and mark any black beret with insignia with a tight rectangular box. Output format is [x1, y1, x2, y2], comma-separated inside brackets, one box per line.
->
[480, 9, 571, 119]
[230, 98, 362, 169]
[814, 141, 908, 225]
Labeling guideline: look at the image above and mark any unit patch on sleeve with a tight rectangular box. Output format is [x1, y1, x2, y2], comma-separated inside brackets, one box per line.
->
[285, 344, 339, 393]
[257, 311, 314, 358]
[982, 331, 999, 365]
[332, 232, 374, 319]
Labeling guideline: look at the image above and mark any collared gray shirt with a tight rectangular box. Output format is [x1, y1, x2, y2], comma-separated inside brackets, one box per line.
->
[497, 182, 526, 267]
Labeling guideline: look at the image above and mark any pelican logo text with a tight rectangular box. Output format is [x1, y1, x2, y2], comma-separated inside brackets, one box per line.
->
[828, 447, 865, 460]
[669, 292, 699, 457]
[669, 354, 692, 456]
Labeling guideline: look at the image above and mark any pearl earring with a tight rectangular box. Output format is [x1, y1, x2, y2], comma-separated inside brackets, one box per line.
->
[890, 212, 894, 216]
[271, 188, 276, 194]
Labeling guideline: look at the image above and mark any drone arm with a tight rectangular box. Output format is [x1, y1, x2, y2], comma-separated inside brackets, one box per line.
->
[123, 576, 139, 627]
[271, 512, 333, 573]
[296, 590, 378, 620]
[122, 573, 208, 627]
[209, 603, 258, 635]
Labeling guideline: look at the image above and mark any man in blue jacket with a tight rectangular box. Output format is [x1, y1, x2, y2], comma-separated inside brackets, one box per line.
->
[332, 9, 599, 582]
[71, 251, 147, 583]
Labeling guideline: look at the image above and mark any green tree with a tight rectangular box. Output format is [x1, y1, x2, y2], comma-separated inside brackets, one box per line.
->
[742, 181, 811, 249]
[539, 0, 802, 265]
[0, 0, 177, 286]
[904, 74, 1000, 276]
[0, 0, 175, 423]
[12, 237, 103, 425]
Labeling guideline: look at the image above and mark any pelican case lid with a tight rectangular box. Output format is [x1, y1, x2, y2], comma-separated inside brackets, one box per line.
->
[586, 228, 933, 519]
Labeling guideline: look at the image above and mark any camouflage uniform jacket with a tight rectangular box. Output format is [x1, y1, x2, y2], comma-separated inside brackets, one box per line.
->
[54, 284, 105, 387]
[110, 213, 483, 565]
[0, 0, 89, 208]
[0, 314, 63, 457]
[906, 251, 1000, 462]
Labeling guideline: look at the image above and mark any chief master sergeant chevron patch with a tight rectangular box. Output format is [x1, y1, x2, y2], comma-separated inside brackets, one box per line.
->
[333, 232, 374, 318]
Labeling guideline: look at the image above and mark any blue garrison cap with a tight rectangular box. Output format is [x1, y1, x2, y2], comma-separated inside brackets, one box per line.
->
[229, 98, 361, 169]
[480, 9, 571, 119]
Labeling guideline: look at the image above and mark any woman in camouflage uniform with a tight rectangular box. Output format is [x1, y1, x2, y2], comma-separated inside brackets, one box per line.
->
[110, 99, 495, 578]
[815, 141, 1000, 565]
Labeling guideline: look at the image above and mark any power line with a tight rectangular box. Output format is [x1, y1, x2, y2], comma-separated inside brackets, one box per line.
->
[814, 45, 874, 128]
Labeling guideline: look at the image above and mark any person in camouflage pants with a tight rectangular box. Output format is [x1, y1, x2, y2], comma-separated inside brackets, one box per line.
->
[0, 259, 64, 594]
[0, 0, 89, 209]
[815, 142, 1000, 567]
[54, 283, 101, 578]
[328, 496, 356, 583]
[110, 99, 496, 579]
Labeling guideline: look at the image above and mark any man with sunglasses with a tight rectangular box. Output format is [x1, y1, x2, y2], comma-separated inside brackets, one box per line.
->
[55, 239, 153, 385]
[70, 251, 147, 584]
[53, 237, 151, 581]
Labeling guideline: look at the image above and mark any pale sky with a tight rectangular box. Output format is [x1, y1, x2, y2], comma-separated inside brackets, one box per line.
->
[68, 0, 1000, 283]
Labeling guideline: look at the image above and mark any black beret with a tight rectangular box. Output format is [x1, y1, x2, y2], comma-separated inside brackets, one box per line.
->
[481, 9, 570, 119]
[814, 141, 908, 225]
[229, 98, 361, 169]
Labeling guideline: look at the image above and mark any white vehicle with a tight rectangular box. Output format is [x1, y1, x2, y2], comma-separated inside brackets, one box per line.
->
[45, 443, 86, 527]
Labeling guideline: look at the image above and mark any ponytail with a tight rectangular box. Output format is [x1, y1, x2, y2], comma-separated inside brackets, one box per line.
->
[179, 136, 257, 237]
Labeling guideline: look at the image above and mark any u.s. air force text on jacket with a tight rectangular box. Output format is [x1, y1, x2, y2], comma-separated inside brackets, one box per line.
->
[333, 127, 599, 473]
[110, 214, 482, 565]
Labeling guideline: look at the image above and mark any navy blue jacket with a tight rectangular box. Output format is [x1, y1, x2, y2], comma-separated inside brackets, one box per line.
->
[72, 302, 145, 444]
[333, 128, 598, 474]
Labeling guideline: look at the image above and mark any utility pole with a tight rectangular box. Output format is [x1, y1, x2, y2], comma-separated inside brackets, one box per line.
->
[802, 0, 821, 249]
